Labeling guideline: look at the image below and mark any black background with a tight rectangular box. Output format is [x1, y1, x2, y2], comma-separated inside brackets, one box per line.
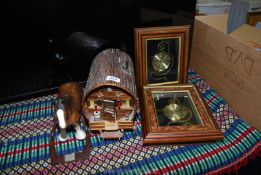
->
[3, 0, 197, 103]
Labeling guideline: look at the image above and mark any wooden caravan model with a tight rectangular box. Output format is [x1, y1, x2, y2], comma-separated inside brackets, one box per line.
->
[82, 48, 137, 139]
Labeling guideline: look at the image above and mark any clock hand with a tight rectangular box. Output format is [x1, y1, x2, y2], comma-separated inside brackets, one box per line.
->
[160, 54, 170, 63]
[154, 55, 161, 61]
[162, 62, 169, 69]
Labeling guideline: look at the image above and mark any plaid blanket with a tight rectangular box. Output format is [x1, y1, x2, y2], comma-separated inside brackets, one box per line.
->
[0, 69, 260, 174]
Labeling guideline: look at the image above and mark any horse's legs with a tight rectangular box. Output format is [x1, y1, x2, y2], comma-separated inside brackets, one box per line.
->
[58, 128, 68, 142]
[73, 123, 86, 140]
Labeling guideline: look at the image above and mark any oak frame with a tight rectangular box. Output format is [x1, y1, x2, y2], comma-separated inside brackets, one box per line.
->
[141, 84, 223, 145]
[135, 25, 190, 89]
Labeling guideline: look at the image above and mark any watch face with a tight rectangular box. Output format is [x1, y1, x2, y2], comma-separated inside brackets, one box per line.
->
[152, 91, 202, 127]
[152, 51, 173, 74]
[146, 38, 180, 84]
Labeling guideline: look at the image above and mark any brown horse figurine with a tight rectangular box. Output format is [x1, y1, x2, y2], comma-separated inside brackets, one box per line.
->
[55, 82, 86, 141]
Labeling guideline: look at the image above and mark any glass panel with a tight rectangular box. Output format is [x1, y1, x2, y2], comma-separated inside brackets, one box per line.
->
[147, 38, 180, 84]
[152, 91, 202, 126]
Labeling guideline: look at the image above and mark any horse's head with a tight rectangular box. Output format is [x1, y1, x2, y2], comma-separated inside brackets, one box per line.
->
[55, 96, 72, 129]
[55, 95, 86, 142]
[55, 82, 82, 129]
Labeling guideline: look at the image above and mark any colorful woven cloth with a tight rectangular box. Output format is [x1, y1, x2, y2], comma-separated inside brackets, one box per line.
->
[0, 69, 260, 174]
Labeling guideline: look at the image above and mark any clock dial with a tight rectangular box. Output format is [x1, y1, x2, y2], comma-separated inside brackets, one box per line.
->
[152, 52, 172, 74]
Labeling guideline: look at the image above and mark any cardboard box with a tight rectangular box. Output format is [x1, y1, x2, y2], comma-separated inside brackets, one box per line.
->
[190, 15, 261, 130]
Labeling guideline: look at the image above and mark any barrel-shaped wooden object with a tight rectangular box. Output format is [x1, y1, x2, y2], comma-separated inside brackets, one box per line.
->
[83, 48, 137, 108]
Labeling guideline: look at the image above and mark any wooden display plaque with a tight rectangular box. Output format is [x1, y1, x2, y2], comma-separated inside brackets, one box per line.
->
[134, 25, 190, 89]
[141, 84, 223, 145]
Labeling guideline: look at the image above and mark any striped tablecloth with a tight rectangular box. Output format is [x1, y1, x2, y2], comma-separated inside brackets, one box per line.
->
[0, 69, 260, 174]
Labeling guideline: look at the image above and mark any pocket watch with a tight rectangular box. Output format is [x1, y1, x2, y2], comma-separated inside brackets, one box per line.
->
[162, 97, 192, 125]
[151, 41, 174, 75]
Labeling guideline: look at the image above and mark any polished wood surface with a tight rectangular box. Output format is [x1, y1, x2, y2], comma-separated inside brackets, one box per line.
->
[141, 85, 223, 145]
[49, 124, 91, 164]
[134, 25, 190, 91]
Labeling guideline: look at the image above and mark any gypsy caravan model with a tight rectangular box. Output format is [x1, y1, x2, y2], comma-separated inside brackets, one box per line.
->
[82, 48, 137, 139]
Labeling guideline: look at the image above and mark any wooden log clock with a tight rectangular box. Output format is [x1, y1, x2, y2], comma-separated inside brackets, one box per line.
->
[82, 48, 137, 139]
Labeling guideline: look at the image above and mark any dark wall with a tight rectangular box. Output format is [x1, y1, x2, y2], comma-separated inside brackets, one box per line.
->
[4, 0, 197, 103]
